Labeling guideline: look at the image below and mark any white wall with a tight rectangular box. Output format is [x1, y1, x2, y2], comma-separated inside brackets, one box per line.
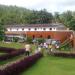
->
[7, 27, 57, 32]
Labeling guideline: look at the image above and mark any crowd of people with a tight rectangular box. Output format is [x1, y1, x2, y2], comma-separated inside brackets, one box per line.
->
[24, 41, 60, 56]
[35, 43, 55, 54]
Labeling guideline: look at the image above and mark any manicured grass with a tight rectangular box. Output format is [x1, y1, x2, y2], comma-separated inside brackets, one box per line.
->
[0, 54, 25, 65]
[0, 53, 7, 55]
[0, 42, 36, 50]
[0, 42, 26, 65]
[0, 42, 25, 49]
[0, 42, 36, 65]
[0, 42, 75, 75]
[21, 56, 75, 75]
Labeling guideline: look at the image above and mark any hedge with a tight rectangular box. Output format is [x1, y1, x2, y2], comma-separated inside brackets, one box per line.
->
[0, 47, 16, 53]
[0, 49, 26, 61]
[50, 51, 75, 58]
[0, 52, 43, 75]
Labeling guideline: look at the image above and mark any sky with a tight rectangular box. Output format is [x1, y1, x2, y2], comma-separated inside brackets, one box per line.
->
[0, 0, 75, 13]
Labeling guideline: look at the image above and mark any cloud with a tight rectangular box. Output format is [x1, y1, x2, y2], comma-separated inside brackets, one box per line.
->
[26, 0, 75, 13]
[0, 0, 75, 13]
[58, 0, 75, 6]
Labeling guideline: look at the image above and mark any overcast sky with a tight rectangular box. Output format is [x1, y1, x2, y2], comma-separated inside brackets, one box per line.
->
[0, 0, 75, 13]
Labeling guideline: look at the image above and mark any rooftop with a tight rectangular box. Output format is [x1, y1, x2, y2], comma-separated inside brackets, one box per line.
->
[6, 23, 66, 28]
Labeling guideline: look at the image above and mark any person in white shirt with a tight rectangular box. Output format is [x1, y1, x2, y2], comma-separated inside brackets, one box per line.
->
[25, 43, 31, 56]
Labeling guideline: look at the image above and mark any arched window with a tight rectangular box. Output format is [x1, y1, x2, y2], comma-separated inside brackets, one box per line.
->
[28, 28, 31, 31]
[22, 28, 24, 31]
[35, 28, 37, 31]
[49, 28, 52, 30]
[40, 35, 42, 38]
[33, 35, 35, 39]
[43, 28, 46, 30]
[47, 35, 51, 39]
[9, 28, 12, 31]
[17, 28, 18, 31]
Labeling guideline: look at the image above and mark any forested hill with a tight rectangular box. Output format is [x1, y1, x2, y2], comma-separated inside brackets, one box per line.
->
[0, 5, 53, 25]
[0, 4, 75, 30]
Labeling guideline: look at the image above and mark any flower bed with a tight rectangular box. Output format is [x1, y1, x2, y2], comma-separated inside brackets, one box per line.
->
[50, 51, 75, 58]
[0, 52, 43, 75]
[0, 49, 26, 61]
[0, 47, 16, 53]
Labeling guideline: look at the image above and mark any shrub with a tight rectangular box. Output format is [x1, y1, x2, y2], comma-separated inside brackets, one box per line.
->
[26, 37, 33, 43]
[0, 47, 16, 53]
[0, 35, 4, 41]
[36, 38, 45, 44]
[13, 37, 19, 42]
[0, 52, 43, 75]
[0, 49, 26, 61]
[51, 51, 75, 58]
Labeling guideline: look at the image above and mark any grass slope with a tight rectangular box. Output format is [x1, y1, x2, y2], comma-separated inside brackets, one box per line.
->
[0, 42, 25, 49]
[0, 42, 25, 65]
[0, 42, 75, 75]
[21, 56, 75, 75]
[0, 54, 26, 65]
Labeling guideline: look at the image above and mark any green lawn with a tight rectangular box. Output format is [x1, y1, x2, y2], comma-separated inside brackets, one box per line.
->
[0, 42, 75, 75]
[0, 53, 7, 55]
[21, 56, 75, 75]
[0, 42, 36, 50]
[0, 42, 25, 65]
[0, 42, 25, 49]
[0, 42, 36, 65]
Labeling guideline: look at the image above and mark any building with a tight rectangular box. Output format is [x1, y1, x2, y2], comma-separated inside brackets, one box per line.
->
[5, 23, 73, 43]
[73, 32, 75, 49]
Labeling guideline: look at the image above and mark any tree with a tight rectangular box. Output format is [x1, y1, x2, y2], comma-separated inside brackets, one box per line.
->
[0, 23, 4, 41]
[37, 9, 53, 24]
[54, 12, 61, 23]
[60, 11, 73, 27]
[68, 18, 75, 30]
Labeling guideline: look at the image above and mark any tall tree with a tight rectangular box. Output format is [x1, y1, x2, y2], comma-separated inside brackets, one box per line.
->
[67, 18, 75, 30]
[0, 23, 4, 41]
[37, 9, 53, 24]
[54, 12, 61, 23]
[60, 11, 73, 26]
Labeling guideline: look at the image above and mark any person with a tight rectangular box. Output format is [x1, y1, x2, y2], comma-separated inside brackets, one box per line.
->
[25, 43, 31, 56]
[40, 43, 43, 48]
[38, 46, 41, 52]
[43, 42, 48, 49]
[48, 44, 52, 52]
[35, 45, 41, 54]
[56, 44, 59, 49]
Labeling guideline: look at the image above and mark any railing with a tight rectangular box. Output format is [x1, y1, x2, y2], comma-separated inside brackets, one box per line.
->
[60, 34, 73, 48]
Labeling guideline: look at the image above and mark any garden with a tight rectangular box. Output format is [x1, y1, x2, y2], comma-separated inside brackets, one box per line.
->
[0, 42, 75, 75]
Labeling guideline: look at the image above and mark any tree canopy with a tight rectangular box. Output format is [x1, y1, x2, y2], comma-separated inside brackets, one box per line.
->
[0, 5, 53, 24]
[0, 22, 4, 41]
[0, 5, 75, 30]
[54, 11, 75, 30]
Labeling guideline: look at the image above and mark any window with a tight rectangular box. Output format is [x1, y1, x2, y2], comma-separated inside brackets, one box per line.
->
[28, 28, 31, 31]
[10, 28, 12, 31]
[17, 28, 18, 31]
[33, 35, 35, 39]
[22, 28, 24, 31]
[35, 28, 37, 30]
[49, 28, 52, 30]
[47, 35, 51, 39]
[43, 28, 46, 30]
[54, 28, 55, 30]
[40, 35, 42, 38]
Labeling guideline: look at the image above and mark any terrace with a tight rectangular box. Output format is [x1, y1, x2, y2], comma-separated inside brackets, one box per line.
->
[0, 42, 75, 75]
